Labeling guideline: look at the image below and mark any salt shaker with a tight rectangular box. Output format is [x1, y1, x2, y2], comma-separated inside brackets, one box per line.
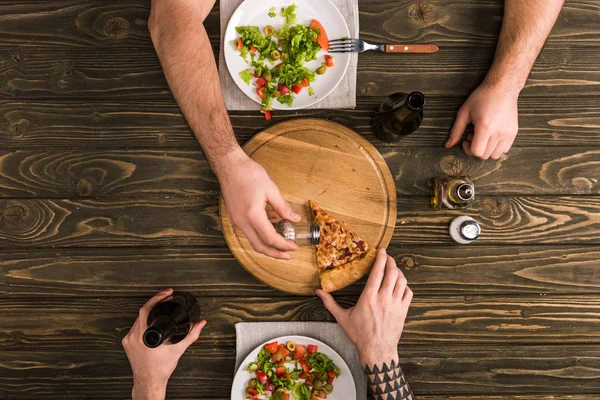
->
[449, 216, 481, 244]
[275, 220, 321, 246]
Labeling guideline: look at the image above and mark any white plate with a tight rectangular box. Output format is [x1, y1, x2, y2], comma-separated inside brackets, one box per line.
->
[231, 335, 356, 399]
[224, 0, 350, 110]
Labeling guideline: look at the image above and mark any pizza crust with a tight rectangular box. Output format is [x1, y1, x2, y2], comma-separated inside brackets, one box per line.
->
[320, 247, 377, 292]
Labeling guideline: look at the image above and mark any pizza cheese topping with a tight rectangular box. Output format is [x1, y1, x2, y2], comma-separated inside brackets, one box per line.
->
[309, 200, 371, 270]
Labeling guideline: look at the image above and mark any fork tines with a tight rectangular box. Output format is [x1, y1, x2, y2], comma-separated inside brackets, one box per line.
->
[328, 38, 356, 53]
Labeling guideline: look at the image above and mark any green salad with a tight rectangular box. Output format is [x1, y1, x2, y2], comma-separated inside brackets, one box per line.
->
[244, 340, 340, 400]
[234, 4, 336, 119]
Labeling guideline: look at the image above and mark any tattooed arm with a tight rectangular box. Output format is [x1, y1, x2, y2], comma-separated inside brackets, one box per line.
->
[317, 248, 415, 399]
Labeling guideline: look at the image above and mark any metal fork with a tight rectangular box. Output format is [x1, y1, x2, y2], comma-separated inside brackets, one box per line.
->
[328, 38, 439, 54]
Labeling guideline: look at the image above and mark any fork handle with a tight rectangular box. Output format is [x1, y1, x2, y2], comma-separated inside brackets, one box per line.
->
[385, 44, 439, 54]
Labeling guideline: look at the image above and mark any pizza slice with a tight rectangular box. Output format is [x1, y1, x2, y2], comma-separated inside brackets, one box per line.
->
[309, 200, 376, 292]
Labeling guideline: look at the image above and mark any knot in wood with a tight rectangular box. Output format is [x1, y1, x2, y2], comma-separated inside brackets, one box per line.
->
[8, 119, 30, 137]
[481, 198, 507, 216]
[361, 82, 377, 95]
[75, 178, 94, 197]
[409, 2, 436, 24]
[104, 17, 130, 38]
[1, 203, 28, 226]
[440, 155, 464, 175]
[10, 54, 21, 64]
[400, 256, 416, 270]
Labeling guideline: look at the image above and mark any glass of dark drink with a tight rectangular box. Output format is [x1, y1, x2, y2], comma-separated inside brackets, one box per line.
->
[372, 91, 426, 142]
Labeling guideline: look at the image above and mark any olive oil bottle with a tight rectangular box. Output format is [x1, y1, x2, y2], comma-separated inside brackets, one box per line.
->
[143, 291, 201, 348]
[431, 176, 475, 209]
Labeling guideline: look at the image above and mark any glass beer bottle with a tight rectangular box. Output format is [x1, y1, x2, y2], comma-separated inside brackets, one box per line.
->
[143, 291, 201, 348]
[372, 91, 426, 142]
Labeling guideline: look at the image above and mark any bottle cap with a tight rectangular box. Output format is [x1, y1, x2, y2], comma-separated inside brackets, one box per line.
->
[309, 224, 321, 245]
[456, 183, 475, 201]
[449, 216, 481, 244]
[459, 220, 480, 240]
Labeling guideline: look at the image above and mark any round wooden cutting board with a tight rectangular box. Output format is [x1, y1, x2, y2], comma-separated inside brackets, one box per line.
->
[220, 118, 397, 295]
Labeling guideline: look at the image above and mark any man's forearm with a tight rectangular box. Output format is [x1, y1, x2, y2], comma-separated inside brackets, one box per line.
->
[485, 0, 564, 93]
[364, 359, 414, 400]
[149, 0, 241, 177]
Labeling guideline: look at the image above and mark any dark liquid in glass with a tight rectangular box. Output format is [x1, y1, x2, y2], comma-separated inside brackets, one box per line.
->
[143, 291, 201, 348]
[372, 91, 426, 142]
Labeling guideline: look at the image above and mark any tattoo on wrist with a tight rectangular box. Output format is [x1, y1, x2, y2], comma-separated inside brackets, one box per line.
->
[364, 359, 414, 400]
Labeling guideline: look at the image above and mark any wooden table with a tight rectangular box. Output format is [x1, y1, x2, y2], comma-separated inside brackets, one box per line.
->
[1, 1, 599, 399]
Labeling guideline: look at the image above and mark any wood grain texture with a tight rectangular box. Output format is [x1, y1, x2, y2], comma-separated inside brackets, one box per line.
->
[1, 1, 599, 399]
[0, 197, 224, 248]
[2, 345, 600, 398]
[1, 1, 598, 99]
[0, 149, 217, 198]
[2, 97, 600, 149]
[2, 46, 599, 99]
[2, 296, 599, 349]
[0, 0, 598, 50]
[0, 147, 598, 198]
[221, 119, 397, 295]
[0, 195, 598, 248]
[2, 245, 600, 297]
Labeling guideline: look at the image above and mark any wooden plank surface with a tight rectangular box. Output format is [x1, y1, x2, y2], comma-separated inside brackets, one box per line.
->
[2, 245, 599, 297]
[1, 296, 599, 347]
[0, 1, 599, 99]
[0, 196, 598, 248]
[1, 0, 599, 399]
[0, 147, 599, 198]
[2, 97, 600, 149]
[0, 0, 598, 50]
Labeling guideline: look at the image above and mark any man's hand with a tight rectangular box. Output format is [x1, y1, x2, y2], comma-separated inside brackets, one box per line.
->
[316, 248, 412, 365]
[445, 81, 519, 160]
[218, 149, 301, 260]
[122, 289, 206, 400]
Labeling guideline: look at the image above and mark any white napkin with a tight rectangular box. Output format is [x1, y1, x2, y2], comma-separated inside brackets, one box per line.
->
[218, 0, 359, 110]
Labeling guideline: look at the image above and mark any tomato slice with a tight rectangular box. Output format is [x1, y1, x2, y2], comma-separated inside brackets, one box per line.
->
[325, 55, 335, 67]
[256, 87, 266, 100]
[292, 85, 303, 95]
[278, 344, 291, 358]
[282, 393, 290, 400]
[301, 363, 311, 373]
[247, 388, 259, 396]
[307, 344, 318, 354]
[309, 19, 329, 50]
[260, 110, 272, 120]
[264, 341, 278, 353]
[278, 83, 290, 95]
[255, 370, 268, 385]
[276, 366, 285, 377]
[300, 77, 309, 87]
[250, 45, 257, 53]
[236, 38, 243, 50]
[255, 77, 267, 87]
[294, 344, 307, 359]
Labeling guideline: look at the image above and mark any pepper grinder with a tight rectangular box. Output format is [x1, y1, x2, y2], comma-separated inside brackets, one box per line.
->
[275, 220, 321, 246]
